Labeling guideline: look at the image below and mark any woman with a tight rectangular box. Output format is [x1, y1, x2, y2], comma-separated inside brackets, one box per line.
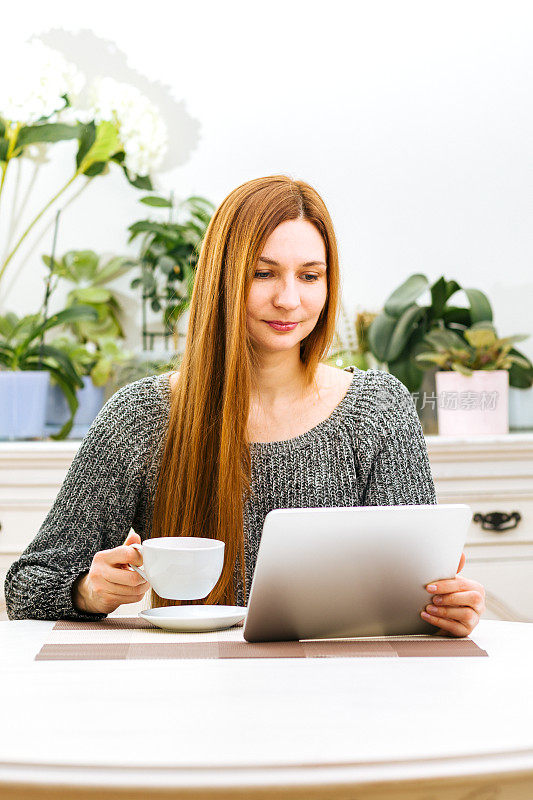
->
[5, 175, 485, 636]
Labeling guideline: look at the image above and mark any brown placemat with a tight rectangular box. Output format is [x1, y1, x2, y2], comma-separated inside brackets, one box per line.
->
[34, 618, 488, 660]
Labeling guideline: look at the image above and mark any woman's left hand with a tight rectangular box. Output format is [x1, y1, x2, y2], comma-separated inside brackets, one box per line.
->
[421, 552, 486, 637]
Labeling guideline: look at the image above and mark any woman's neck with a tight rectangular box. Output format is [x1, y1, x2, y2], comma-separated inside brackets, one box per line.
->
[249, 355, 320, 410]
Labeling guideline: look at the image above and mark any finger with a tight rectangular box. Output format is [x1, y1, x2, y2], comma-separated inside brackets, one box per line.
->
[457, 551, 466, 573]
[431, 590, 485, 614]
[101, 589, 148, 606]
[425, 603, 479, 625]
[100, 544, 143, 568]
[106, 576, 150, 593]
[426, 576, 484, 595]
[103, 565, 149, 588]
[420, 610, 473, 637]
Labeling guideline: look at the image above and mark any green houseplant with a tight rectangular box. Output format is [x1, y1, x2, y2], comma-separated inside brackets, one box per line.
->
[367, 274, 499, 393]
[414, 323, 531, 376]
[128, 193, 215, 349]
[43, 249, 137, 342]
[0, 305, 98, 439]
[39, 248, 136, 436]
[368, 273, 533, 432]
[43, 335, 133, 437]
[413, 322, 532, 436]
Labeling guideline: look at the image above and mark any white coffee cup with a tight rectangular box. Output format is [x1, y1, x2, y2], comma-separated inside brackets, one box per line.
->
[127, 537, 225, 600]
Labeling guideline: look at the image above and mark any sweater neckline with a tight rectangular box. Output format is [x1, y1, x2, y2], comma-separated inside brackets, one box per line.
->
[156, 367, 360, 453]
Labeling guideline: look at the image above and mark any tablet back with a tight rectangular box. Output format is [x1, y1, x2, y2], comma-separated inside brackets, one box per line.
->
[243, 504, 472, 642]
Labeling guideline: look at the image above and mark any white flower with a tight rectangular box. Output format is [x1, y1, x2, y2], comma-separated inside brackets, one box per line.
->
[0, 39, 85, 127]
[87, 77, 168, 177]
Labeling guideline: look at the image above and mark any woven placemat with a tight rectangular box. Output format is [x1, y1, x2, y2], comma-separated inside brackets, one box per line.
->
[33, 617, 488, 660]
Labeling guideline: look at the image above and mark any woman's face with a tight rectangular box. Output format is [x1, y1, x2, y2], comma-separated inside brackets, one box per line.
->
[246, 218, 328, 355]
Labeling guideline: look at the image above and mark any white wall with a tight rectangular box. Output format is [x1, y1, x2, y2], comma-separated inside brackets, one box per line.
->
[2, 0, 533, 360]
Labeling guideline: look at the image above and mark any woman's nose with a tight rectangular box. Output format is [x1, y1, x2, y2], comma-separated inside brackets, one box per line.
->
[272, 280, 300, 308]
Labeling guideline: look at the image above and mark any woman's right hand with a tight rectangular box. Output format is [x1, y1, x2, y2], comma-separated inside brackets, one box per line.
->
[71, 532, 151, 614]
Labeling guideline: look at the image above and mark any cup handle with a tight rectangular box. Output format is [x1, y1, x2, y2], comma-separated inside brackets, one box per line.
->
[127, 542, 149, 582]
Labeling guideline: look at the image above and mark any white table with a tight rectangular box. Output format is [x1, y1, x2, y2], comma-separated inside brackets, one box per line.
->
[1, 618, 532, 799]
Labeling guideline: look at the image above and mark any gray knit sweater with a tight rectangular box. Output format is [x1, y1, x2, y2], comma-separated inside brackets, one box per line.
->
[4, 366, 437, 621]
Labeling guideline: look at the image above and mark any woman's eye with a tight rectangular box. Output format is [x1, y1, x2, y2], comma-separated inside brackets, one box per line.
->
[253, 271, 319, 282]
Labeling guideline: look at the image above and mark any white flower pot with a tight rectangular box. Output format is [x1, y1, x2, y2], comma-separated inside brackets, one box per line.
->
[435, 370, 509, 436]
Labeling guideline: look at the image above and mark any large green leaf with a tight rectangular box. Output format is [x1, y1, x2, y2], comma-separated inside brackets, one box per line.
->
[128, 221, 180, 242]
[78, 121, 121, 173]
[384, 274, 429, 318]
[387, 352, 425, 393]
[140, 195, 172, 207]
[93, 256, 137, 285]
[464, 288, 493, 323]
[23, 344, 83, 388]
[20, 305, 98, 348]
[75, 122, 96, 169]
[444, 279, 462, 302]
[385, 304, 426, 362]
[367, 312, 397, 362]
[16, 122, 79, 148]
[63, 250, 99, 282]
[442, 305, 471, 328]
[429, 277, 448, 319]
[72, 287, 111, 304]
[118, 161, 153, 190]
[423, 328, 470, 351]
[508, 348, 533, 388]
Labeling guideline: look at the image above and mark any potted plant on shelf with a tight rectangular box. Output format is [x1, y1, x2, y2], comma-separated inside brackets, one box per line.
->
[44, 335, 133, 438]
[127, 193, 215, 352]
[367, 273, 533, 433]
[38, 248, 137, 437]
[42, 249, 137, 342]
[0, 305, 98, 440]
[414, 322, 531, 435]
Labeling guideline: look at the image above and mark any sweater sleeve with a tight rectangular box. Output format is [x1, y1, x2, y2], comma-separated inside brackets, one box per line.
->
[4, 381, 155, 621]
[360, 371, 437, 506]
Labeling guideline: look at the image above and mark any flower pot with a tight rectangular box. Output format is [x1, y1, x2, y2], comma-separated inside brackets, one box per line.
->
[45, 375, 105, 439]
[509, 386, 533, 431]
[0, 370, 51, 440]
[435, 370, 509, 436]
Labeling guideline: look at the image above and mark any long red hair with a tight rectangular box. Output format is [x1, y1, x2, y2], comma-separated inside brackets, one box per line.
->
[148, 175, 341, 607]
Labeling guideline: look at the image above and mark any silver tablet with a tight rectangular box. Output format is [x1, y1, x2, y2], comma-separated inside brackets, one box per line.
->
[243, 504, 472, 642]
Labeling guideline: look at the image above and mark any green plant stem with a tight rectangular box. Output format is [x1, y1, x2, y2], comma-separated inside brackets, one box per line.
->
[3, 160, 40, 259]
[0, 122, 22, 213]
[0, 168, 83, 283]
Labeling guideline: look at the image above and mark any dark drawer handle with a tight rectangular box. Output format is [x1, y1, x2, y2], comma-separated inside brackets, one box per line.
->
[473, 511, 522, 532]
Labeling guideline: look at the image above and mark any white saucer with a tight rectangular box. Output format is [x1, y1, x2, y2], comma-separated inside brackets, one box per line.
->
[139, 605, 247, 632]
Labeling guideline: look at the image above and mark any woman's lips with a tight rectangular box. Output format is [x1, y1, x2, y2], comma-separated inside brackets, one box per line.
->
[265, 321, 299, 331]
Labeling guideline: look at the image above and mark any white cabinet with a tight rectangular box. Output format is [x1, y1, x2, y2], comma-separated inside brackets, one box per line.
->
[426, 434, 533, 622]
[1, 435, 533, 621]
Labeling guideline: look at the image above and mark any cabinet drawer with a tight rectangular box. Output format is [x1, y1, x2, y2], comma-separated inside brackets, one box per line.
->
[463, 498, 533, 546]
